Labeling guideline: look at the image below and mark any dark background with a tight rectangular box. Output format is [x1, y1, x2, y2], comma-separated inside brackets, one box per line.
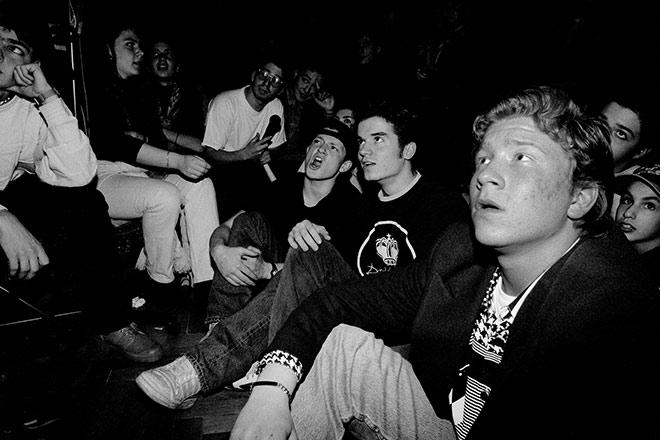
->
[16, 0, 660, 184]
[70, 0, 658, 97]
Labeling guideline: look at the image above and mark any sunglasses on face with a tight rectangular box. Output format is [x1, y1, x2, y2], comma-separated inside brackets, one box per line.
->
[256, 68, 284, 88]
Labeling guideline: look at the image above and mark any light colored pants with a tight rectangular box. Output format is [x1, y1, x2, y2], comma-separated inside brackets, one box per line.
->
[97, 163, 219, 284]
[291, 324, 455, 440]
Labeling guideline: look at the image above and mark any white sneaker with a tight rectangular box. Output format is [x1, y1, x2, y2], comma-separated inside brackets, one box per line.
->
[228, 361, 260, 391]
[136, 356, 201, 409]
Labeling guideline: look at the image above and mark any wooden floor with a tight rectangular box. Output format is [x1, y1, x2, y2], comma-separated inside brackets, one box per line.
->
[0, 282, 249, 440]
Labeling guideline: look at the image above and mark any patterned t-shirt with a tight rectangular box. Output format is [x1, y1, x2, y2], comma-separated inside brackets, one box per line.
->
[348, 174, 469, 276]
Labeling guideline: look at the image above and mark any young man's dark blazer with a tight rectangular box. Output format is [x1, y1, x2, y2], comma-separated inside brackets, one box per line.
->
[270, 222, 658, 439]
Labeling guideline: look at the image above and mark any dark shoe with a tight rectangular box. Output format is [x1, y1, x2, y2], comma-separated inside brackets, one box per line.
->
[101, 323, 163, 363]
[23, 413, 62, 431]
[131, 297, 181, 334]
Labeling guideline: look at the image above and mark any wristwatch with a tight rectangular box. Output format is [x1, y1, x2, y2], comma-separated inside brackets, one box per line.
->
[34, 88, 59, 107]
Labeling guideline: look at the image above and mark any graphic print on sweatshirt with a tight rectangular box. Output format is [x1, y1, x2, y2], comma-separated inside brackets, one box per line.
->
[356, 220, 417, 276]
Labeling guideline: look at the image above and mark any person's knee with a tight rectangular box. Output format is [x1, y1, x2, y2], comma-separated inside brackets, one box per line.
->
[327, 324, 370, 349]
[185, 177, 216, 202]
[232, 211, 268, 232]
[149, 182, 182, 215]
[286, 239, 328, 261]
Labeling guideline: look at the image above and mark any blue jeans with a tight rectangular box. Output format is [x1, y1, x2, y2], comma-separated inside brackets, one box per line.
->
[268, 239, 358, 341]
[291, 324, 455, 440]
[188, 276, 278, 392]
[188, 239, 358, 393]
[206, 211, 284, 322]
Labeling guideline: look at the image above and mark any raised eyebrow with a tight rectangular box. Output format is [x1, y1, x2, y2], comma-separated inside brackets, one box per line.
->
[613, 123, 636, 138]
[508, 139, 548, 154]
[510, 139, 541, 147]
[3, 36, 29, 49]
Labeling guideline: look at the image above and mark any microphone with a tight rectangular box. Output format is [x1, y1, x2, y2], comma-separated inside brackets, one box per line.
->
[261, 115, 281, 182]
[263, 115, 282, 144]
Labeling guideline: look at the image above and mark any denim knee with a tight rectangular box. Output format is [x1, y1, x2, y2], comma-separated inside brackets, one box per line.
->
[232, 211, 268, 234]
[286, 240, 329, 266]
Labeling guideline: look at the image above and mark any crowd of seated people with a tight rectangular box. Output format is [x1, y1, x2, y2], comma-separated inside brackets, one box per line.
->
[2, 1, 659, 438]
[1, 6, 166, 429]
[85, 22, 220, 314]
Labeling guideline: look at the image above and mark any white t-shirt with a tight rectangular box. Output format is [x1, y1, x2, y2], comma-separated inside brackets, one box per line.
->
[202, 86, 286, 152]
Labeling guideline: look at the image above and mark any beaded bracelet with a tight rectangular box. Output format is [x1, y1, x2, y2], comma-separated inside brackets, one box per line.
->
[250, 381, 292, 403]
[256, 350, 303, 382]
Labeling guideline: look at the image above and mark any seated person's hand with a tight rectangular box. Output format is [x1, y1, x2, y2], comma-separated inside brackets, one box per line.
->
[230, 385, 296, 440]
[0, 211, 49, 280]
[8, 63, 52, 98]
[211, 244, 266, 287]
[175, 154, 211, 180]
[124, 130, 147, 142]
[287, 220, 330, 252]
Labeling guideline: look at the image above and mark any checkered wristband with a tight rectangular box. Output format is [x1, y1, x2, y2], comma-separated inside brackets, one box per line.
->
[256, 350, 303, 382]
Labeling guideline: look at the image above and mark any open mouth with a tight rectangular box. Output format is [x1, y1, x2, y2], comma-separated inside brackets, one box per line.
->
[308, 154, 325, 170]
[476, 197, 502, 211]
[361, 160, 375, 169]
[617, 221, 635, 233]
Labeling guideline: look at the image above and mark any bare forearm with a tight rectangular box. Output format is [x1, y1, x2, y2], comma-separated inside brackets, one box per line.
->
[135, 143, 182, 170]
[163, 128, 203, 153]
[210, 223, 231, 251]
[202, 146, 246, 164]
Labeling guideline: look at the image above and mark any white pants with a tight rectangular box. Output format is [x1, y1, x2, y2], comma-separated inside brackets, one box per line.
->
[292, 324, 454, 440]
[97, 161, 219, 284]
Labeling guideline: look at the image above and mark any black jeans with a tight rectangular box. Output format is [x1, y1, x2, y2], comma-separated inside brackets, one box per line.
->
[0, 175, 130, 334]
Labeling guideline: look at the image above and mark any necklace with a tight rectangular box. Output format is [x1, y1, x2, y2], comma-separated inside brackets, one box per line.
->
[0, 94, 14, 106]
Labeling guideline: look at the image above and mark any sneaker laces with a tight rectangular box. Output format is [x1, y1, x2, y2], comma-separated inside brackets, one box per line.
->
[106, 322, 146, 343]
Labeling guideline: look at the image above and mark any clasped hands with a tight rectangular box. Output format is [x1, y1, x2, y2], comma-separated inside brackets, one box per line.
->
[212, 244, 271, 287]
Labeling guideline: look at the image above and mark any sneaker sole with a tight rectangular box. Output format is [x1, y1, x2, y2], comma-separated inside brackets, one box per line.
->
[135, 373, 197, 410]
[126, 348, 164, 363]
